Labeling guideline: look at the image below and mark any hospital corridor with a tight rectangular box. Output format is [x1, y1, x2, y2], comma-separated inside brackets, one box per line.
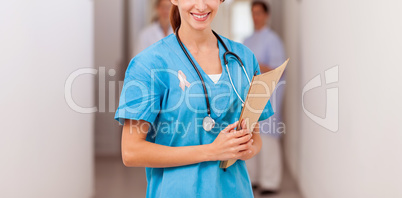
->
[1, 0, 402, 198]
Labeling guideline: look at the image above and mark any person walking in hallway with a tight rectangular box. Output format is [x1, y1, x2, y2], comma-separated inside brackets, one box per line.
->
[134, 0, 173, 56]
[243, 1, 286, 195]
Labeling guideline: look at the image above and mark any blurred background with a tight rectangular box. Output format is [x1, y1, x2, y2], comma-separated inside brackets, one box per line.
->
[1, 0, 402, 198]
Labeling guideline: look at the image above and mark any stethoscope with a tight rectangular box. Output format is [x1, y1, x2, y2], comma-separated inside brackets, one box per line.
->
[175, 27, 252, 132]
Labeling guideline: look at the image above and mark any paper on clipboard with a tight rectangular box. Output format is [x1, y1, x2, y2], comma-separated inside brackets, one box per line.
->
[219, 59, 289, 169]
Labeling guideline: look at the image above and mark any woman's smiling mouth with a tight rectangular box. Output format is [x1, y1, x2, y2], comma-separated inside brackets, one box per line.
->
[191, 12, 210, 21]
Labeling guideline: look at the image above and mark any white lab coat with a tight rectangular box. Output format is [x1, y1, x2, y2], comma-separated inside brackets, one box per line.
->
[134, 22, 173, 57]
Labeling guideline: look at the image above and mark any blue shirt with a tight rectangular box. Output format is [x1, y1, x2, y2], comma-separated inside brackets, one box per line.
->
[243, 27, 285, 68]
[115, 33, 274, 198]
[244, 27, 286, 138]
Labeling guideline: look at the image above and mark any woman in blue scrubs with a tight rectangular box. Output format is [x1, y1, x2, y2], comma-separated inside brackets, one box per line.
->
[115, 0, 274, 197]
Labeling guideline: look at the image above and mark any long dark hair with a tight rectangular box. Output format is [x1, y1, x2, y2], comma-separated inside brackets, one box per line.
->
[170, 0, 225, 32]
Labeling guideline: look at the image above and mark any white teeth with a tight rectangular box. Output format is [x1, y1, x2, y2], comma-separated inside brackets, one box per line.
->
[193, 13, 208, 19]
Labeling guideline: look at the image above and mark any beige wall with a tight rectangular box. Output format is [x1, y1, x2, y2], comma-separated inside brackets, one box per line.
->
[94, 0, 126, 156]
[282, 0, 302, 182]
[0, 1, 94, 197]
[95, 0, 152, 156]
[268, 0, 284, 38]
[129, 0, 150, 57]
[284, 0, 402, 197]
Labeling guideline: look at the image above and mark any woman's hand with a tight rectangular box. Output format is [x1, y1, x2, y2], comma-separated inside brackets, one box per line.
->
[238, 122, 261, 161]
[206, 121, 254, 161]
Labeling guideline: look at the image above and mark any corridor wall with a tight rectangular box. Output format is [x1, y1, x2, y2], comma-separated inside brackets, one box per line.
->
[283, 0, 402, 197]
[0, 1, 94, 197]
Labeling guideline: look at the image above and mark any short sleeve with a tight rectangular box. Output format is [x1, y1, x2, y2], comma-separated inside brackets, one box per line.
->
[252, 54, 275, 121]
[114, 58, 164, 125]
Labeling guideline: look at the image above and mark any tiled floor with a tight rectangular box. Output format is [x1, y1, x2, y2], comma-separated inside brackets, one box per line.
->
[94, 156, 303, 198]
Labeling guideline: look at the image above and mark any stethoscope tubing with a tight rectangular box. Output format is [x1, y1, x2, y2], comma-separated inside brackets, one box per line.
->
[175, 27, 251, 117]
[176, 28, 212, 116]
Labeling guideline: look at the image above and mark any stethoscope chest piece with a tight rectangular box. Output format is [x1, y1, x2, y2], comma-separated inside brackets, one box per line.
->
[203, 115, 215, 132]
[175, 27, 250, 132]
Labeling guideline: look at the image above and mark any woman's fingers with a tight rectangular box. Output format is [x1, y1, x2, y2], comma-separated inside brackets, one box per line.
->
[221, 121, 239, 134]
[236, 138, 253, 151]
[241, 120, 247, 130]
[235, 133, 252, 145]
[215, 121, 255, 161]
[236, 148, 253, 159]
[232, 128, 251, 138]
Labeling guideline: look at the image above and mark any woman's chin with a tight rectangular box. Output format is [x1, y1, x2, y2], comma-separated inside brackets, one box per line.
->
[189, 23, 211, 32]
[181, 19, 213, 32]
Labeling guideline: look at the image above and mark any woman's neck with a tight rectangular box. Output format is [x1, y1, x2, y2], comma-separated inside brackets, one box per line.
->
[178, 24, 217, 53]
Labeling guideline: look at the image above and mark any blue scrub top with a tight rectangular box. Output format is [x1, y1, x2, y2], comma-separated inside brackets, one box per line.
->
[115, 34, 274, 198]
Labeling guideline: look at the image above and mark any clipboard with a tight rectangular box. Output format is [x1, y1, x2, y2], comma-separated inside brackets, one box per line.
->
[219, 59, 289, 169]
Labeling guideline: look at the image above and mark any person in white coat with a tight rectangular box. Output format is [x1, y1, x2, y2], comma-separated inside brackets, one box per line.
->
[134, 0, 173, 56]
[243, 1, 286, 195]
